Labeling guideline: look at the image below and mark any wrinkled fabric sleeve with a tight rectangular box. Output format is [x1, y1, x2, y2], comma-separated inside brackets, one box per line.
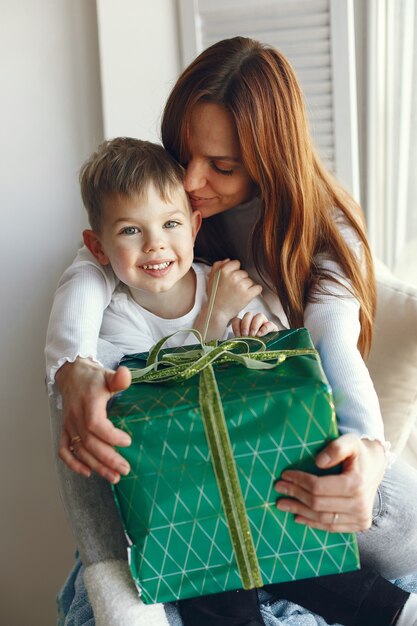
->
[304, 219, 387, 448]
[304, 268, 385, 445]
[45, 246, 118, 394]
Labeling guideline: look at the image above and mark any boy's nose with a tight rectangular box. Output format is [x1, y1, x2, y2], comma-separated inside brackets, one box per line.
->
[183, 159, 207, 193]
[142, 234, 165, 253]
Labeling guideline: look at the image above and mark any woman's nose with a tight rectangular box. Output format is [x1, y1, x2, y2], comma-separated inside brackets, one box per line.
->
[183, 159, 207, 193]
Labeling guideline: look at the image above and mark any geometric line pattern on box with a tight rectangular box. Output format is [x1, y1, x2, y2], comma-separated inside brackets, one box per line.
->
[109, 329, 360, 604]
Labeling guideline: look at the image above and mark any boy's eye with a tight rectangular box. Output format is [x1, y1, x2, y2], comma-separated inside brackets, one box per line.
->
[121, 226, 139, 235]
[211, 161, 234, 176]
[163, 220, 180, 229]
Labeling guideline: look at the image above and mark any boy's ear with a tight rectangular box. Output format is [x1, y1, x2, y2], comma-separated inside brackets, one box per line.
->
[83, 229, 110, 265]
[191, 210, 202, 242]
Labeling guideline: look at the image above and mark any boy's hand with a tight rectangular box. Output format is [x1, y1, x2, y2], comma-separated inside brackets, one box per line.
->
[56, 358, 132, 483]
[208, 259, 262, 323]
[231, 312, 278, 337]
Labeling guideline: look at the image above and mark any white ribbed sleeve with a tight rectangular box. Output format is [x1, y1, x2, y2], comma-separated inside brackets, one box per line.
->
[301, 216, 386, 446]
[45, 246, 117, 393]
[304, 271, 385, 444]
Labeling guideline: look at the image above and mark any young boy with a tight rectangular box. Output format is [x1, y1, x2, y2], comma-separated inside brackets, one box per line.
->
[81, 138, 277, 357]
[54, 137, 279, 626]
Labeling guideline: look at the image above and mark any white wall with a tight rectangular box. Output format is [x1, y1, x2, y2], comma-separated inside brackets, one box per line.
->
[0, 1, 181, 624]
[0, 2, 102, 624]
[96, 0, 181, 141]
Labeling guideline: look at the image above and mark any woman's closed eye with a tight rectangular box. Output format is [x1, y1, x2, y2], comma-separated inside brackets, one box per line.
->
[180, 156, 237, 176]
[210, 161, 235, 176]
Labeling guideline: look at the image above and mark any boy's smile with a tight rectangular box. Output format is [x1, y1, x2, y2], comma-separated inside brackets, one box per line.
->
[83, 183, 201, 318]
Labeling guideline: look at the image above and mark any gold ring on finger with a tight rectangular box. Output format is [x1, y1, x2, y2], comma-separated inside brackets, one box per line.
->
[70, 435, 82, 455]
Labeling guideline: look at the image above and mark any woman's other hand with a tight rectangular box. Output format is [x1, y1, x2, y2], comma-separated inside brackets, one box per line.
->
[274, 434, 387, 532]
[56, 358, 132, 483]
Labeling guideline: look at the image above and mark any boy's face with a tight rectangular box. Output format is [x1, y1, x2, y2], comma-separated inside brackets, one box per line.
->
[84, 183, 201, 297]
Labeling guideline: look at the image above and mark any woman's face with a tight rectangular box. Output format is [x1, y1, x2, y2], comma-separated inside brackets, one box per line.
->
[183, 102, 256, 218]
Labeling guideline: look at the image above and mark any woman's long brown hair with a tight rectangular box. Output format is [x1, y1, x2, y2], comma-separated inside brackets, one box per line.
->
[161, 37, 376, 356]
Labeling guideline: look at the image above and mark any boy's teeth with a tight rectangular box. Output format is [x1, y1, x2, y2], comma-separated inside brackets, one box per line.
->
[143, 261, 171, 270]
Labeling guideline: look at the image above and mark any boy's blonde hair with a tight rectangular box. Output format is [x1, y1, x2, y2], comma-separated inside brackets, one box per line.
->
[80, 137, 187, 232]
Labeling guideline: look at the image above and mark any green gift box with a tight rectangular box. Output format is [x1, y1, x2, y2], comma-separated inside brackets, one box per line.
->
[108, 329, 360, 604]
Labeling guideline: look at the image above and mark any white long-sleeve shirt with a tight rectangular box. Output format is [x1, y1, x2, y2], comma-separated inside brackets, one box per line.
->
[45, 198, 386, 445]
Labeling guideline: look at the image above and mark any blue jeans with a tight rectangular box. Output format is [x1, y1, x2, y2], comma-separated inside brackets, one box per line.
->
[357, 459, 417, 580]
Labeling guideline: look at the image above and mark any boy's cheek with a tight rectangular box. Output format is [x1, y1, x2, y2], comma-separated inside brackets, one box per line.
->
[109, 248, 136, 273]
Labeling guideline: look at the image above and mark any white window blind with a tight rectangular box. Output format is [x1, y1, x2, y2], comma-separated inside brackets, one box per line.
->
[178, 0, 359, 201]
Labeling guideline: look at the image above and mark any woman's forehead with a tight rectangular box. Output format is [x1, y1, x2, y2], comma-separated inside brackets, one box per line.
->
[187, 102, 241, 158]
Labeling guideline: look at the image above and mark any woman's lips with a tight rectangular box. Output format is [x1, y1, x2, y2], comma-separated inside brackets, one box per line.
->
[189, 195, 217, 209]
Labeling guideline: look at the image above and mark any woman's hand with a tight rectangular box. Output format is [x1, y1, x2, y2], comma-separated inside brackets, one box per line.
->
[56, 357, 132, 483]
[274, 434, 387, 532]
[231, 312, 278, 337]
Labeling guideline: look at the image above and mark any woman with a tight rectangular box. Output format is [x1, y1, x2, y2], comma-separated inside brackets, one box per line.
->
[48, 38, 417, 625]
